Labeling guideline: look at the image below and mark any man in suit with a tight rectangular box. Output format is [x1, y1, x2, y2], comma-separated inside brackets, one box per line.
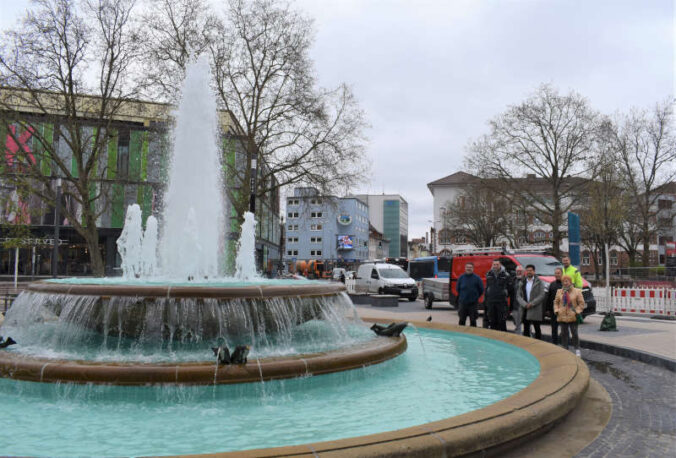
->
[517, 264, 546, 340]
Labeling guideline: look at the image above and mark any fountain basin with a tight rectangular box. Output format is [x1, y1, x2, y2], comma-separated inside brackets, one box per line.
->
[7, 281, 351, 343]
[0, 335, 405, 385]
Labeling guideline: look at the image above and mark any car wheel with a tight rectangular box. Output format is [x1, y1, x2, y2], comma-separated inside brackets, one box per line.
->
[408, 296, 416, 302]
[378, 287, 384, 295]
[424, 295, 433, 309]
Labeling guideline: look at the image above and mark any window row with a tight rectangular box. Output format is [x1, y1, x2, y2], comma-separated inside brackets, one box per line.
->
[287, 237, 323, 243]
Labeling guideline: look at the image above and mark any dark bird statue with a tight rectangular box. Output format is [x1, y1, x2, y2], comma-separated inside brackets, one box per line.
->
[230, 345, 250, 364]
[0, 336, 17, 349]
[211, 345, 231, 365]
[370, 322, 408, 337]
[426, 316, 432, 322]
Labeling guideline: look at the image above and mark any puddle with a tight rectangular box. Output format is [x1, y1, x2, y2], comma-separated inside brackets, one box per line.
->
[585, 359, 639, 390]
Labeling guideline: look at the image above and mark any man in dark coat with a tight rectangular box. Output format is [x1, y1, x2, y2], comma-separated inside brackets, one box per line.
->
[484, 260, 511, 331]
[545, 267, 563, 344]
[456, 262, 484, 327]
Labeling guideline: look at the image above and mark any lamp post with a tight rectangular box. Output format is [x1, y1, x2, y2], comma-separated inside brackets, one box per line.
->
[249, 154, 257, 214]
[51, 178, 62, 278]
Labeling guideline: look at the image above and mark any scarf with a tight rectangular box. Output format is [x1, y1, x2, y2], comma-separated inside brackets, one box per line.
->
[562, 285, 573, 308]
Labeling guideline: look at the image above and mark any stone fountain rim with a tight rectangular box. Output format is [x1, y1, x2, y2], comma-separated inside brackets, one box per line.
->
[26, 280, 346, 299]
[195, 318, 590, 458]
[0, 334, 406, 386]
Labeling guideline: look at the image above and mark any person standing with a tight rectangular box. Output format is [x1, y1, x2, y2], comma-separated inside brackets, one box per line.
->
[456, 262, 484, 327]
[517, 264, 545, 339]
[554, 275, 586, 356]
[546, 267, 563, 345]
[510, 266, 525, 334]
[561, 256, 583, 288]
[484, 260, 511, 331]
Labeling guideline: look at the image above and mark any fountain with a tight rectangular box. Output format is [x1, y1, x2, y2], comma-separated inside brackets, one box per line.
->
[0, 55, 401, 385]
[0, 56, 589, 457]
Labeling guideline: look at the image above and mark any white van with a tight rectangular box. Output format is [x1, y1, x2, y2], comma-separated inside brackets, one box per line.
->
[355, 263, 418, 301]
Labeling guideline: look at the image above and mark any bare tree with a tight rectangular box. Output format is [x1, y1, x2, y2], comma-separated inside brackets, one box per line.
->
[0, 0, 141, 275]
[210, 0, 369, 219]
[138, 0, 218, 102]
[614, 100, 676, 266]
[443, 181, 510, 247]
[465, 84, 598, 257]
[579, 133, 627, 278]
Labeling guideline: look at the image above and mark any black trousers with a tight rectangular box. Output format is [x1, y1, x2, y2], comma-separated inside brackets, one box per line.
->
[486, 302, 507, 331]
[550, 317, 559, 345]
[458, 302, 478, 327]
[523, 318, 542, 339]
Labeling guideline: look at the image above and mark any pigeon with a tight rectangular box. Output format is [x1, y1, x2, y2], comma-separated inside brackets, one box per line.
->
[426, 316, 432, 322]
[230, 345, 250, 364]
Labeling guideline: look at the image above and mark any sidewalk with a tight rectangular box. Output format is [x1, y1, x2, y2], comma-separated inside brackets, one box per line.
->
[354, 300, 676, 361]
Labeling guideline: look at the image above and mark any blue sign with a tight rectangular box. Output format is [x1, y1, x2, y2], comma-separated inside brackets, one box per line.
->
[568, 212, 580, 267]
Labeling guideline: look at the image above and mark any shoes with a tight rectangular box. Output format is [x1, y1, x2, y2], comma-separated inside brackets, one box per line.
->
[575, 349, 581, 357]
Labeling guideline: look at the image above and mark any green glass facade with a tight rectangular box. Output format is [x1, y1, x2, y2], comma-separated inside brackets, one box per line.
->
[383, 199, 401, 257]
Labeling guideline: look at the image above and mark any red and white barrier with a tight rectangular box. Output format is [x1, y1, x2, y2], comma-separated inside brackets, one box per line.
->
[596, 286, 676, 316]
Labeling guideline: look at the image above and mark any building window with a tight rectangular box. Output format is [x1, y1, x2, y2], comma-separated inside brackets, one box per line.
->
[288, 199, 300, 206]
[582, 252, 590, 266]
[438, 228, 451, 245]
[310, 198, 322, 205]
[311, 212, 323, 218]
[658, 199, 672, 210]
[533, 231, 545, 241]
[610, 251, 618, 266]
[287, 224, 298, 231]
[286, 250, 298, 256]
[117, 127, 130, 179]
[310, 250, 322, 256]
[310, 224, 323, 231]
[287, 212, 299, 218]
[310, 237, 322, 243]
[287, 237, 298, 243]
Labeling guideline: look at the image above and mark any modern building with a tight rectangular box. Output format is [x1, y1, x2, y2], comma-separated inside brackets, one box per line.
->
[0, 88, 281, 276]
[283, 187, 369, 266]
[368, 224, 389, 260]
[354, 194, 408, 258]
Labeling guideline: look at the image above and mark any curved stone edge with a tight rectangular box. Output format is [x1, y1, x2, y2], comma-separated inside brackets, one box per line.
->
[191, 319, 590, 458]
[26, 281, 346, 299]
[0, 336, 406, 386]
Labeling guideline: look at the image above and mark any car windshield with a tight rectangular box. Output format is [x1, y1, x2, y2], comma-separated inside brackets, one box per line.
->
[379, 267, 409, 279]
[515, 256, 563, 276]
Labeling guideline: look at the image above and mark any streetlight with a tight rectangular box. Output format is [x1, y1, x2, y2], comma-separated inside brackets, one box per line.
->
[249, 154, 257, 214]
[51, 178, 62, 277]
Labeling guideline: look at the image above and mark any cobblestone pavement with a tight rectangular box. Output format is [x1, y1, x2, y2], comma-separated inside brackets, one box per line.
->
[577, 349, 676, 457]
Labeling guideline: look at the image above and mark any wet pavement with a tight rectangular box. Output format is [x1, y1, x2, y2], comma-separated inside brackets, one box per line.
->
[578, 349, 676, 457]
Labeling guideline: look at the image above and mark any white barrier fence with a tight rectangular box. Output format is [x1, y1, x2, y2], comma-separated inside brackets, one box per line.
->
[594, 286, 676, 317]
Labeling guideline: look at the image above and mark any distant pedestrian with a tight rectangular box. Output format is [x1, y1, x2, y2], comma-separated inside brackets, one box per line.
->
[517, 264, 545, 340]
[561, 256, 583, 288]
[484, 260, 511, 331]
[456, 262, 484, 327]
[546, 267, 563, 345]
[510, 266, 524, 334]
[554, 274, 586, 356]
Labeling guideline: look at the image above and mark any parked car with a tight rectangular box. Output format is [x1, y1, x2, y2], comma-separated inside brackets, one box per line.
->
[331, 268, 347, 281]
[355, 262, 418, 301]
[448, 248, 596, 317]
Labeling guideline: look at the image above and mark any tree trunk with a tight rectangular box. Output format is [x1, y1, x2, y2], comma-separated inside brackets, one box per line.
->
[641, 229, 651, 267]
[551, 204, 561, 258]
[82, 215, 105, 276]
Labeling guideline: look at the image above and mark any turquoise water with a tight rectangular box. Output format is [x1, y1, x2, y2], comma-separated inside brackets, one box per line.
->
[45, 277, 313, 287]
[0, 328, 539, 456]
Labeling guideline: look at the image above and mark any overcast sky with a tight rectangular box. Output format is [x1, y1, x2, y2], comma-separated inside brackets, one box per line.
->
[1, 0, 673, 240]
